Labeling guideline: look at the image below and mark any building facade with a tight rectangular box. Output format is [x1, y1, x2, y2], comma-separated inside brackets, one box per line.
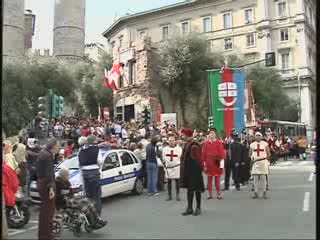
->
[103, 0, 316, 135]
[84, 42, 106, 62]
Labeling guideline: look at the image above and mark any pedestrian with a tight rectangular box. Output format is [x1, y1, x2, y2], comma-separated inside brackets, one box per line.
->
[36, 138, 60, 240]
[13, 137, 28, 194]
[3, 141, 19, 172]
[78, 135, 103, 215]
[297, 136, 307, 161]
[202, 128, 225, 199]
[162, 135, 182, 201]
[180, 127, 204, 216]
[146, 136, 161, 196]
[224, 133, 244, 191]
[2, 192, 8, 240]
[157, 141, 165, 192]
[240, 135, 251, 185]
[64, 140, 74, 158]
[249, 132, 270, 199]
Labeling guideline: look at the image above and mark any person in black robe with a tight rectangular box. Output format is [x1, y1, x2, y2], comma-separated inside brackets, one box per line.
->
[180, 127, 204, 216]
[224, 133, 244, 191]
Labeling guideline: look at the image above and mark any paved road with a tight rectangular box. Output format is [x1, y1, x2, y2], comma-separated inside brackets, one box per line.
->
[9, 159, 316, 239]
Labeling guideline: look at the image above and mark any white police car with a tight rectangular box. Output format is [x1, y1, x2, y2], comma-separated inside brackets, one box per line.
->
[29, 149, 144, 203]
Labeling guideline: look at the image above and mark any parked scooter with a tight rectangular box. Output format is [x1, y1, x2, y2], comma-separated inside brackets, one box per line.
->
[6, 188, 30, 228]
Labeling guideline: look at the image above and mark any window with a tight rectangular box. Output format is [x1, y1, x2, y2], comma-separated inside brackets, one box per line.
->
[223, 13, 232, 29]
[280, 52, 289, 70]
[139, 30, 147, 40]
[119, 75, 124, 88]
[162, 26, 169, 40]
[277, 1, 287, 18]
[102, 152, 120, 171]
[224, 38, 232, 50]
[244, 9, 253, 24]
[181, 21, 189, 34]
[129, 61, 136, 85]
[246, 33, 255, 47]
[119, 37, 123, 48]
[130, 153, 139, 164]
[119, 151, 134, 166]
[280, 28, 289, 41]
[203, 17, 212, 32]
[309, 8, 313, 26]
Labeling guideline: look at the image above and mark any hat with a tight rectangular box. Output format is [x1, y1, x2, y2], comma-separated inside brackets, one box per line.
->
[181, 127, 194, 137]
[255, 131, 262, 137]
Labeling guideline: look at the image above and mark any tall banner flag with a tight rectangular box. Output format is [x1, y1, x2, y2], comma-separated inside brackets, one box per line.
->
[209, 68, 246, 137]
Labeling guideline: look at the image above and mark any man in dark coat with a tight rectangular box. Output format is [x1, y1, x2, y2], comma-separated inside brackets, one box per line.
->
[36, 138, 60, 240]
[224, 133, 244, 191]
[240, 135, 251, 185]
[180, 127, 204, 216]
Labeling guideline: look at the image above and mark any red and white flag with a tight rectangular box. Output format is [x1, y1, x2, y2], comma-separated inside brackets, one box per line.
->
[104, 63, 124, 91]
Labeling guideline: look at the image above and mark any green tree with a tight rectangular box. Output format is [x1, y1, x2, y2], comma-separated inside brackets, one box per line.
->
[247, 65, 298, 121]
[2, 55, 77, 136]
[79, 52, 114, 117]
[159, 33, 244, 127]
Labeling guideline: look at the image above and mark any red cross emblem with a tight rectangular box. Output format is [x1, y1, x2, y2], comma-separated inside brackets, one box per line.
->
[166, 150, 178, 162]
[254, 144, 264, 157]
[218, 82, 237, 106]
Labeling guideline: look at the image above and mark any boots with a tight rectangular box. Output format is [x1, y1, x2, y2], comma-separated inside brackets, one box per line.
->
[182, 208, 193, 216]
[193, 208, 201, 216]
[262, 191, 268, 199]
[252, 192, 259, 199]
[166, 195, 172, 201]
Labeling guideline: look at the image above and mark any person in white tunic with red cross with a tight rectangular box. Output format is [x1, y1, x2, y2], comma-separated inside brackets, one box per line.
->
[249, 132, 271, 199]
[162, 136, 182, 201]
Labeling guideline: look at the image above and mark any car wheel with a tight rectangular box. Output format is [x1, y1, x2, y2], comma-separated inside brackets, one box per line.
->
[133, 178, 143, 195]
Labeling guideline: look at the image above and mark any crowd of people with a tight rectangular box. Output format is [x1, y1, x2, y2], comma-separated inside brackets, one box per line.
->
[2, 115, 318, 239]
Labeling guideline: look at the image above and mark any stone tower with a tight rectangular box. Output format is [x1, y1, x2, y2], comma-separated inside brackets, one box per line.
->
[3, 0, 25, 56]
[53, 0, 85, 60]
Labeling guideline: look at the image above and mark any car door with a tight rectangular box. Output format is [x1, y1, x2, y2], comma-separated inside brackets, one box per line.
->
[118, 151, 137, 192]
[100, 151, 122, 197]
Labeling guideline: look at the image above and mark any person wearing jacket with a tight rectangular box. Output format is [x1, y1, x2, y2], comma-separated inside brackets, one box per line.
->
[146, 136, 161, 196]
[13, 137, 28, 194]
[36, 138, 60, 240]
[78, 135, 103, 215]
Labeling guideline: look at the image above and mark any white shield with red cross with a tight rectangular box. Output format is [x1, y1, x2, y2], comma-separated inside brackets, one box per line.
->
[218, 82, 237, 107]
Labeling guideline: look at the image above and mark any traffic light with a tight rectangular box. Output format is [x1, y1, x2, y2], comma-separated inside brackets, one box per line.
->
[208, 116, 214, 128]
[37, 96, 49, 117]
[143, 107, 151, 124]
[265, 52, 275, 67]
[52, 94, 64, 118]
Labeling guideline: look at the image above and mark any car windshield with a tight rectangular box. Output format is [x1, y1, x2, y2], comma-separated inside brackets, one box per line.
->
[57, 157, 79, 170]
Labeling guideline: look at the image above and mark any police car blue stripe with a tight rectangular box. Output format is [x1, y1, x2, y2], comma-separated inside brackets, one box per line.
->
[69, 170, 80, 180]
[99, 169, 143, 186]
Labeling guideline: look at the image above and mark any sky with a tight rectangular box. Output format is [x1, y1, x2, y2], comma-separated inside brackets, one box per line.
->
[25, 0, 184, 51]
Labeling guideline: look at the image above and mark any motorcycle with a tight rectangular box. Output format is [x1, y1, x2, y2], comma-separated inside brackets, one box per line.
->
[6, 188, 30, 228]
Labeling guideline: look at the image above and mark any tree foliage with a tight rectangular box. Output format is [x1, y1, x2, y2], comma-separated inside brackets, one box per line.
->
[247, 65, 298, 121]
[159, 33, 298, 128]
[2, 55, 77, 136]
[79, 52, 114, 117]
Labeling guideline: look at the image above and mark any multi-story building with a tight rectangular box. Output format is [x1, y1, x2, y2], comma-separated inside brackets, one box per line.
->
[103, 0, 316, 136]
[84, 42, 106, 62]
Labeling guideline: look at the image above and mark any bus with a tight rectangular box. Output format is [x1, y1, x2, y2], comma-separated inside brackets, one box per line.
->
[257, 120, 306, 139]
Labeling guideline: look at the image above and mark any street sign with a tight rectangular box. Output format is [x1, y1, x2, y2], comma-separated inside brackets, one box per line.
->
[265, 52, 275, 67]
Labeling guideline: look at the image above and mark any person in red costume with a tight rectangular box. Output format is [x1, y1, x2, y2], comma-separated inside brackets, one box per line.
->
[180, 127, 205, 216]
[202, 128, 226, 200]
[2, 162, 19, 208]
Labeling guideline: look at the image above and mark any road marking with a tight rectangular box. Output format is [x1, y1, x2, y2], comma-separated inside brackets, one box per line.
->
[8, 229, 26, 236]
[277, 161, 294, 166]
[28, 226, 38, 231]
[308, 172, 314, 182]
[29, 220, 39, 224]
[298, 161, 309, 166]
[303, 192, 310, 212]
